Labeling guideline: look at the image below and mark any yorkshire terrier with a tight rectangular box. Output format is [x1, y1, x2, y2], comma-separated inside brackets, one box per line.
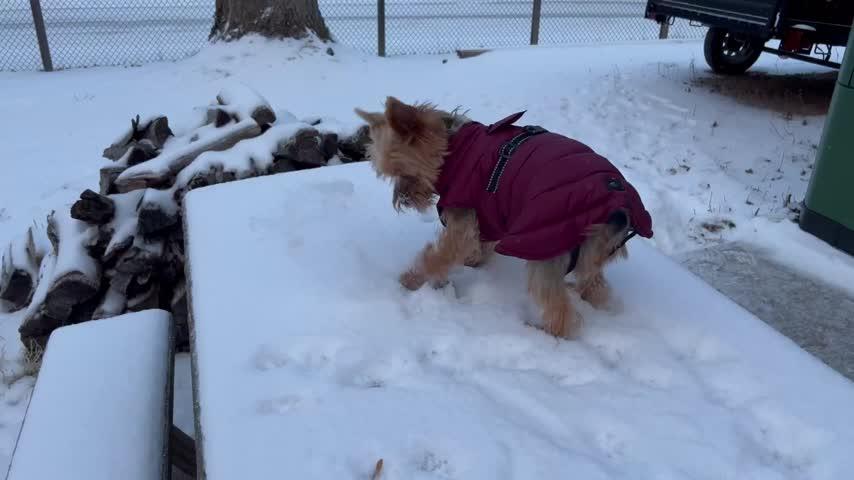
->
[355, 97, 653, 339]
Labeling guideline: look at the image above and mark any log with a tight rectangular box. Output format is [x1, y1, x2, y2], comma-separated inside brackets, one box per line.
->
[71, 189, 115, 225]
[102, 115, 145, 161]
[104, 139, 157, 167]
[101, 189, 145, 262]
[114, 243, 162, 276]
[144, 116, 173, 149]
[103, 115, 171, 161]
[276, 128, 327, 169]
[115, 120, 262, 193]
[26, 224, 50, 268]
[92, 280, 128, 320]
[337, 125, 371, 163]
[269, 157, 298, 175]
[103, 143, 133, 162]
[139, 205, 179, 237]
[19, 270, 101, 342]
[321, 132, 339, 161]
[183, 165, 238, 193]
[206, 108, 232, 128]
[85, 224, 113, 261]
[127, 141, 158, 167]
[126, 280, 160, 312]
[0, 265, 33, 311]
[100, 165, 127, 195]
[215, 85, 276, 126]
[102, 233, 133, 265]
[19, 212, 102, 343]
[2, 225, 50, 311]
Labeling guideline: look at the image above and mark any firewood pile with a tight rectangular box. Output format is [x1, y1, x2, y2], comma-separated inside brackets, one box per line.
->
[0, 85, 370, 351]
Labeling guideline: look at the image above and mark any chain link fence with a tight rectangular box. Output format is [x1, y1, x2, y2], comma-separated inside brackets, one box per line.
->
[1, 0, 705, 72]
[381, 0, 700, 56]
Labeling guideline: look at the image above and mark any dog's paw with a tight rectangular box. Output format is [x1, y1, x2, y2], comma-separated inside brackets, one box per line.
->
[399, 269, 426, 291]
[463, 257, 484, 268]
[550, 315, 583, 340]
[562, 316, 583, 340]
[543, 306, 583, 340]
[580, 280, 612, 310]
[599, 295, 625, 315]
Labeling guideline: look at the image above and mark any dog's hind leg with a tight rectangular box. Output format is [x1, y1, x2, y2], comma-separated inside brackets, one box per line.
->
[400, 207, 481, 290]
[527, 252, 580, 338]
[573, 218, 629, 309]
[576, 270, 611, 309]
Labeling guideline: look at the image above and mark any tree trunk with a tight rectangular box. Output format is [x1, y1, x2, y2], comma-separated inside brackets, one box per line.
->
[210, 0, 331, 41]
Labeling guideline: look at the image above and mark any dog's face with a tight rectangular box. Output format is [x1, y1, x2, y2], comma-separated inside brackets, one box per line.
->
[355, 97, 448, 212]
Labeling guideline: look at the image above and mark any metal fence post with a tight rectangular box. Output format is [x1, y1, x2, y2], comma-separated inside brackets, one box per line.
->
[29, 0, 53, 71]
[530, 0, 542, 45]
[378, 0, 386, 57]
[659, 18, 670, 39]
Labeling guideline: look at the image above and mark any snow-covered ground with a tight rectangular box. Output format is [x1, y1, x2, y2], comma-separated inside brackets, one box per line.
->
[1, 36, 853, 473]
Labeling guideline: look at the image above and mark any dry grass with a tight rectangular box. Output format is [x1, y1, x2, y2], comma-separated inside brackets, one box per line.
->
[691, 70, 836, 116]
[371, 459, 384, 480]
[20, 341, 45, 378]
[0, 337, 44, 386]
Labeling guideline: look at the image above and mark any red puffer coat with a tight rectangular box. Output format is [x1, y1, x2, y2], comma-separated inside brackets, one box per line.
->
[434, 111, 653, 261]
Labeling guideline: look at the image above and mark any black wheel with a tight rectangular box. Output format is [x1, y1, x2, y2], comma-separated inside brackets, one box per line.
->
[703, 27, 764, 75]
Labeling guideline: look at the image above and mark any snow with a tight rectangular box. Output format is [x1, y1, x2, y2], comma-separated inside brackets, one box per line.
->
[173, 121, 333, 188]
[104, 190, 144, 259]
[184, 162, 854, 479]
[49, 209, 98, 281]
[117, 118, 259, 183]
[214, 83, 273, 122]
[5, 310, 172, 480]
[0, 230, 38, 297]
[1, 35, 853, 475]
[18, 210, 99, 326]
[107, 112, 165, 149]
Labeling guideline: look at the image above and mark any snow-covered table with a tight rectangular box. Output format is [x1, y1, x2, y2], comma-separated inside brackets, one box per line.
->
[184, 162, 854, 480]
[7, 310, 173, 480]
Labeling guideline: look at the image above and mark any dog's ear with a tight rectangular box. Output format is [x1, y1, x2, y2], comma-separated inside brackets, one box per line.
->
[385, 96, 423, 140]
[354, 108, 384, 126]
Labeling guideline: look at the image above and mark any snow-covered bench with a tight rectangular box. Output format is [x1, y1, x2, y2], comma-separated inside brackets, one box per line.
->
[183, 162, 854, 478]
[6, 310, 175, 480]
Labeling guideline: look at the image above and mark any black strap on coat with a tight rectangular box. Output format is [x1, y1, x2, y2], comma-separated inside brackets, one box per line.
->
[486, 126, 547, 193]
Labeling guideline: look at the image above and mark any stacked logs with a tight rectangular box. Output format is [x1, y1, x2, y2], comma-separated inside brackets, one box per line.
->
[0, 86, 370, 351]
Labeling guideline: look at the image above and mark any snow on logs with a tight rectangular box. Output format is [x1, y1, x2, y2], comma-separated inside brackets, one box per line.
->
[2, 86, 371, 350]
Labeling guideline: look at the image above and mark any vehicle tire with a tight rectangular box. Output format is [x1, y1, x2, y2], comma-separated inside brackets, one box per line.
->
[703, 27, 764, 75]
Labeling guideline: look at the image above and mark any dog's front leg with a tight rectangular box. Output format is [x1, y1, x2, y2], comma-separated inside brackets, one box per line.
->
[399, 208, 480, 290]
[464, 241, 497, 268]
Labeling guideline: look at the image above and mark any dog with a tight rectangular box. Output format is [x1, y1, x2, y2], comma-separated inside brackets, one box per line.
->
[355, 97, 653, 339]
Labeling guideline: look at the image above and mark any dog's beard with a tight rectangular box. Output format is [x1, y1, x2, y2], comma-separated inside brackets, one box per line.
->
[392, 176, 435, 212]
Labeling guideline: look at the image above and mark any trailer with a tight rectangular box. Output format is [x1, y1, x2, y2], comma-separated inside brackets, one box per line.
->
[645, 0, 853, 74]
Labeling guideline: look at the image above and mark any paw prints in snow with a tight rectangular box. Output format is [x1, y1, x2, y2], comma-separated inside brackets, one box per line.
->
[310, 179, 355, 209]
[339, 349, 420, 389]
[253, 344, 290, 371]
[258, 393, 317, 415]
[741, 403, 830, 475]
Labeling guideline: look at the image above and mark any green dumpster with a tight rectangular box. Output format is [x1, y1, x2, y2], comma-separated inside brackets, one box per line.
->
[800, 26, 854, 256]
